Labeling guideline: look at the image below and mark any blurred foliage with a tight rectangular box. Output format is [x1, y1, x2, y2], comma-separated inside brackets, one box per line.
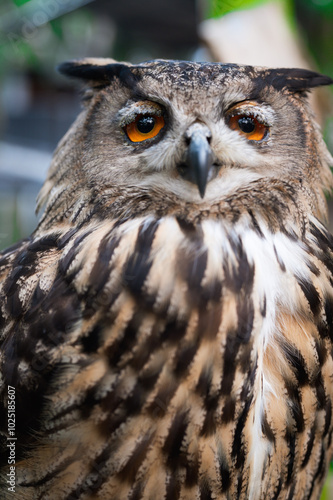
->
[0, 0, 113, 81]
[207, 0, 293, 20]
[295, 0, 333, 78]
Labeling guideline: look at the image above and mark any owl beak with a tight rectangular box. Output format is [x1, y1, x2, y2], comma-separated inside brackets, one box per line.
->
[185, 128, 213, 198]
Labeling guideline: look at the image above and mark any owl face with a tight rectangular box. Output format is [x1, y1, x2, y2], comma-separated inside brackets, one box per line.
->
[55, 59, 332, 206]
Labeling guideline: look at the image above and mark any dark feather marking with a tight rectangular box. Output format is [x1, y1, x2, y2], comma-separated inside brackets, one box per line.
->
[301, 426, 316, 469]
[16, 248, 38, 267]
[1, 333, 20, 386]
[105, 310, 141, 367]
[87, 233, 121, 295]
[201, 278, 222, 303]
[176, 220, 208, 304]
[236, 297, 254, 344]
[84, 288, 122, 317]
[100, 383, 125, 418]
[122, 370, 161, 417]
[314, 338, 327, 367]
[30, 282, 47, 310]
[99, 410, 126, 436]
[123, 219, 159, 296]
[163, 410, 189, 469]
[236, 475, 243, 499]
[182, 249, 208, 304]
[285, 429, 296, 484]
[286, 482, 296, 500]
[314, 372, 326, 410]
[217, 451, 231, 492]
[3, 266, 25, 295]
[224, 237, 255, 295]
[306, 259, 320, 277]
[0, 307, 5, 329]
[261, 411, 275, 443]
[160, 318, 188, 343]
[176, 217, 197, 234]
[273, 244, 286, 272]
[174, 342, 198, 377]
[324, 398, 332, 437]
[5, 288, 25, 319]
[27, 280, 82, 346]
[118, 432, 154, 483]
[129, 322, 162, 372]
[48, 292, 81, 336]
[221, 397, 236, 424]
[232, 398, 251, 468]
[324, 298, 333, 342]
[221, 333, 238, 395]
[138, 362, 162, 391]
[28, 234, 60, 251]
[63, 445, 111, 500]
[238, 342, 253, 375]
[20, 455, 79, 488]
[198, 302, 222, 341]
[284, 346, 309, 387]
[196, 365, 213, 400]
[165, 474, 181, 500]
[261, 294, 267, 317]
[80, 324, 102, 354]
[128, 481, 144, 500]
[297, 277, 321, 317]
[146, 379, 178, 418]
[248, 209, 264, 237]
[199, 479, 213, 500]
[185, 454, 200, 487]
[318, 251, 333, 279]
[285, 379, 305, 433]
[57, 228, 77, 248]
[200, 395, 219, 437]
[58, 229, 94, 275]
[309, 220, 333, 248]
[271, 477, 283, 500]
[307, 444, 326, 499]
[78, 385, 100, 420]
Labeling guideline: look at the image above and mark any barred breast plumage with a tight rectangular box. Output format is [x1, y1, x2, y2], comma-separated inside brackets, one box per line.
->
[1, 59, 333, 500]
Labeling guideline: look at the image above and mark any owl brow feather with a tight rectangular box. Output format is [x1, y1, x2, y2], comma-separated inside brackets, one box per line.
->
[265, 68, 333, 92]
[57, 61, 141, 90]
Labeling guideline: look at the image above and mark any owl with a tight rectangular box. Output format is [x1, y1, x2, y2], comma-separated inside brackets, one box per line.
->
[0, 58, 333, 500]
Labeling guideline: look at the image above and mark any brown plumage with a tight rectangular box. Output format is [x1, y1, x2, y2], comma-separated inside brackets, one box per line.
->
[1, 59, 333, 499]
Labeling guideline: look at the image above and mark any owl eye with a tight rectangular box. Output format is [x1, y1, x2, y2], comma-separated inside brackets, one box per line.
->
[125, 114, 165, 142]
[228, 114, 268, 141]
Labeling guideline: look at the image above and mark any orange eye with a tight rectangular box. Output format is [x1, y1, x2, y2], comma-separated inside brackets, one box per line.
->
[228, 114, 268, 141]
[125, 114, 165, 142]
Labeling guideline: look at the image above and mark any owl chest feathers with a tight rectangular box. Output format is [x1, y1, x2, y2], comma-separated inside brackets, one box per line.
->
[10, 210, 328, 498]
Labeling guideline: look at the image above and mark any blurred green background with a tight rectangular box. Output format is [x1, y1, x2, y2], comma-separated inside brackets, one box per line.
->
[0, 0, 333, 498]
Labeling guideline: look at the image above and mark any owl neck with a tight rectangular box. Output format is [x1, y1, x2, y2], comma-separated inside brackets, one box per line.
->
[34, 176, 327, 240]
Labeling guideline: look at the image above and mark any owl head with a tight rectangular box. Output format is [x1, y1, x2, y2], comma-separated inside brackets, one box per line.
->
[37, 58, 333, 227]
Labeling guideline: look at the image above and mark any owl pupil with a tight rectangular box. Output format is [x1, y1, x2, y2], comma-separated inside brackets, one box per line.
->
[137, 116, 155, 134]
[238, 116, 255, 133]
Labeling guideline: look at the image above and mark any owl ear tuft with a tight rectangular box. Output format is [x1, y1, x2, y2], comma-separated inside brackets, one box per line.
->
[57, 58, 139, 89]
[268, 68, 333, 93]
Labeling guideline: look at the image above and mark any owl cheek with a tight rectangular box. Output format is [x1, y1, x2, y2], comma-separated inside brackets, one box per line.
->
[215, 135, 263, 168]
